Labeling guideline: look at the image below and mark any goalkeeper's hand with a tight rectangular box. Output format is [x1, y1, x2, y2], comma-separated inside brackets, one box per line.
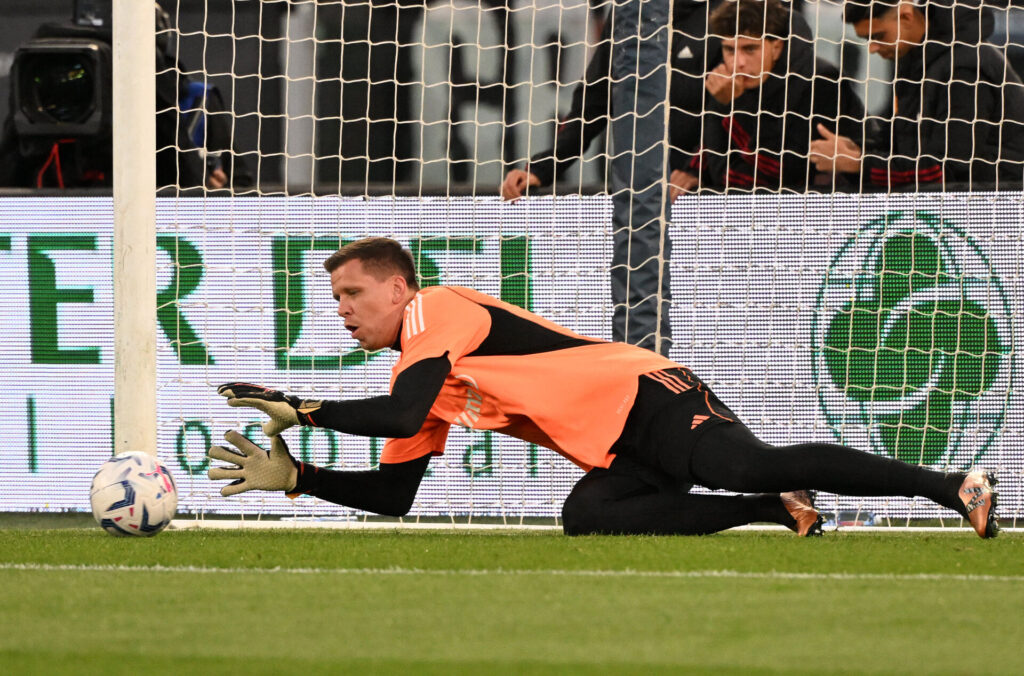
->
[217, 382, 323, 436]
[207, 430, 298, 497]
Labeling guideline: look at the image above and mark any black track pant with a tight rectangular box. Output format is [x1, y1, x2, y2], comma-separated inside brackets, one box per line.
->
[562, 369, 966, 536]
[562, 453, 798, 536]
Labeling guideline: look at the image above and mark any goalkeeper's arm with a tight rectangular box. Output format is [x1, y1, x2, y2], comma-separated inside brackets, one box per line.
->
[308, 356, 450, 437]
[213, 357, 449, 513]
[219, 355, 451, 438]
[291, 454, 431, 516]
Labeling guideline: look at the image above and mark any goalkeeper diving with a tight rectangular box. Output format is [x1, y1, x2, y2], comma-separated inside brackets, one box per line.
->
[208, 237, 999, 538]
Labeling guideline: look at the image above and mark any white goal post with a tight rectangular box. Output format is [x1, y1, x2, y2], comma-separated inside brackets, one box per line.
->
[112, 0, 157, 457]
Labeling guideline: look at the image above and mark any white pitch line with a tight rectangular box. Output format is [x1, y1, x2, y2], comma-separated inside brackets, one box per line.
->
[1, 562, 1022, 583]
[166, 520, 1024, 534]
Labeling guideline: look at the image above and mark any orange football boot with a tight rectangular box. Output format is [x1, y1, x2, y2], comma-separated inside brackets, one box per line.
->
[781, 490, 823, 537]
[959, 469, 999, 539]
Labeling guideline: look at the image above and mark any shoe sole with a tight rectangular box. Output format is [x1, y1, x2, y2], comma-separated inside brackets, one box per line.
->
[983, 474, 1000, 539]
[805, 490, 823, 537]
[971, 472, 999, 539]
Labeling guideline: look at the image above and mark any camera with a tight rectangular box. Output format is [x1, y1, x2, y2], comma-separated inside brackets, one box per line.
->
[1, 1, 247, 189]
[10, 1, 115, 139]
[12, 37, 112, 138]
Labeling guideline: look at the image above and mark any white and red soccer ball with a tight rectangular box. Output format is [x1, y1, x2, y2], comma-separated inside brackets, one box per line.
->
[90, 452, 178, 536]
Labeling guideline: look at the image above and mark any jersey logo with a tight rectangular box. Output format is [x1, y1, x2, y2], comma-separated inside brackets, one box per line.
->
[404, 293, 427, 340]
[452, 374, 483, 428]
[691, 414, 710, 430]
[677, 45, 694, 59]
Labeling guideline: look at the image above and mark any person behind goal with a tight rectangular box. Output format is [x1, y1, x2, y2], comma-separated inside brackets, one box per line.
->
[207, 237, 999, 538]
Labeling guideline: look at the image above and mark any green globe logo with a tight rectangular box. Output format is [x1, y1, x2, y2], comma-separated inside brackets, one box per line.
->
[811, 211, 1012, 468]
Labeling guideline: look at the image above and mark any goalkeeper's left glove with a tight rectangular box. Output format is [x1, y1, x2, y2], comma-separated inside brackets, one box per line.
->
[217, 382, 323, 436]
[207, 430, 298, 497]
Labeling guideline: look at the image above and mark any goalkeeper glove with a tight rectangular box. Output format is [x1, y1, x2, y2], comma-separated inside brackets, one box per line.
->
[207, 430, 298, 497]
[217, 382, 323, 436]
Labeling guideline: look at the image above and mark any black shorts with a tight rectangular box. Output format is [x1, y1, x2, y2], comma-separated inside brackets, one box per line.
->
[608, 367, 741, 485]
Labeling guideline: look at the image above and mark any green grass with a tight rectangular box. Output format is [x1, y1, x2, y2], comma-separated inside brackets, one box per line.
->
[2, 526, 1022, 675]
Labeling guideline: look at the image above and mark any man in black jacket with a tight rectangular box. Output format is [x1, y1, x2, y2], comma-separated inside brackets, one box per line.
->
[694, 0, 865, 193]
[810, 0, 1024, 191]
[502, 1, 711, 201]
[500, 0, 817, 200]
[501, 1, 740, 358]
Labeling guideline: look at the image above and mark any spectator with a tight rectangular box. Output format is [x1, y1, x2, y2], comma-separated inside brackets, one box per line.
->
[502, 0, 718, 201]
[502, 1, 815, 201]
[500, 0, 711, 202]
[500, 1, 813, 356]
[810, 0, 1024, 191]
[693, 0, 865, 193]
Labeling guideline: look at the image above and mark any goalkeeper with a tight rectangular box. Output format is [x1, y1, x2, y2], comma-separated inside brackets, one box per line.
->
[208, 237, 999, 538]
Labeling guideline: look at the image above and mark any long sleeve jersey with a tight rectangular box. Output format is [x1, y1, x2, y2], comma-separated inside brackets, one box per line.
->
[289, 286, 686, 513]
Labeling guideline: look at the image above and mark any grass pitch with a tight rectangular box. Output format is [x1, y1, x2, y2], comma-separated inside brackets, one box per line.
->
[1, 520, 1022, 675]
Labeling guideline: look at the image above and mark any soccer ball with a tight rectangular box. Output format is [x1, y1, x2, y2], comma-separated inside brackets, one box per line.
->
[90, 452, 178, 536]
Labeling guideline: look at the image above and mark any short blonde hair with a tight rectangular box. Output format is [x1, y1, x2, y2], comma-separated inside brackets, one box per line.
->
[322, 237, 419, 290]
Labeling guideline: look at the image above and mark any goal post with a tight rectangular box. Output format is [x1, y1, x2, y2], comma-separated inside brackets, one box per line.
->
[112, 0, 157, 456]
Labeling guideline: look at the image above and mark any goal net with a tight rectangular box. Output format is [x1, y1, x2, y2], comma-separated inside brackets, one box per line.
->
[1, 0, 1021, 529]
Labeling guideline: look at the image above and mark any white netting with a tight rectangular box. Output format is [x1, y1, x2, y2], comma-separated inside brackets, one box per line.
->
[1, 0, 1022, 527]
[153, 0, 1024, 196]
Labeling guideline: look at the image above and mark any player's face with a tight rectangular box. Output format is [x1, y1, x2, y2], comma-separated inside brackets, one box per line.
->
[719, 36, 783, 85]
[331, 259, 410, 351]
[854, 10, 918, 61]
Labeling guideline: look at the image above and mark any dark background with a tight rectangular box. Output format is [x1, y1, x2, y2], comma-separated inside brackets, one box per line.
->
[4, 0, 1024, 194]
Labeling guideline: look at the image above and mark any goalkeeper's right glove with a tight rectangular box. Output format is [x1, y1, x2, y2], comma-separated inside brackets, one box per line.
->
[217, 382, 323, 436]
[207, 430, 299, 497]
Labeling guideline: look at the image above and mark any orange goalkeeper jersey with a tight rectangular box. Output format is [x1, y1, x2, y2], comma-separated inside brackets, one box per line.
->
[381, 286, 684, 471]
